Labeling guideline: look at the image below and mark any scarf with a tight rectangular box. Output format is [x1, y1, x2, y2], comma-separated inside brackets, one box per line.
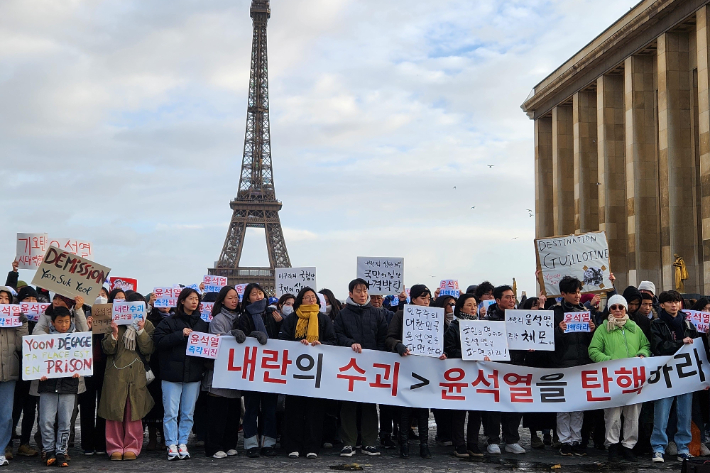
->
[123, 325, 137, 351]
[660, 309, 685, 340]
[295, 304, 320, 343]
[346, 296, 371, 307]
[457, 311, 477, 321]
[606, 313, 629, 332]
[246, 299, 269, 338]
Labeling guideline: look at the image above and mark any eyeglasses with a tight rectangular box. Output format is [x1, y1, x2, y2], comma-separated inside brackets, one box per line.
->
[609, 305, 625, 311]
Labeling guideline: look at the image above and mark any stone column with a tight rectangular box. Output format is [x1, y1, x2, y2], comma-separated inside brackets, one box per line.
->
[697, 6, 710, 294]
[573, 90, 599, 234]
[597, 74, 628, 290]
[658, 31, 698, 293]
[625, 54, 661, 287]
[552, 105, 575, 236]
[535, 116, 554, 238]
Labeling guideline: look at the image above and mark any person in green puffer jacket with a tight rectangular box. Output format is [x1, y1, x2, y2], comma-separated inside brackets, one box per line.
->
[588, 294, 650, 464]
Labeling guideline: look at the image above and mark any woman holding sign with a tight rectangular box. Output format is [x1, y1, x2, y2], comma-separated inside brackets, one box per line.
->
[98, 292, 155, 461]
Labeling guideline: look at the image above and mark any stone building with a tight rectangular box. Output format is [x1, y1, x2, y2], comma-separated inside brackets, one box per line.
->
[522, 0, 710, 295]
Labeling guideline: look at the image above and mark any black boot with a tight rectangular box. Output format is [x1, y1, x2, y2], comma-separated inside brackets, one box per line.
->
[622, 446, 637, 462]
[399, 431, 409, 458]
[608, 443, 619, 463]
[420, 444, 431, 459]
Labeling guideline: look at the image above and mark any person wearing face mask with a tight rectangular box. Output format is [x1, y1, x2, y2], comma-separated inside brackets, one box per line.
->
[276, 294, 295, 319]
[318, 289, 341, 322]
[235, 283, 282, 458]
[279, 287, 336, 459]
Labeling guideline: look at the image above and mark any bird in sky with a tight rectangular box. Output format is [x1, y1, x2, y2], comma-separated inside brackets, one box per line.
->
[487, 164, 494, 168]
[526, 209, 532, 212]
[453, 186, 457, 189]
[512, 237, 519, 240]
[471, 206, 476, 209]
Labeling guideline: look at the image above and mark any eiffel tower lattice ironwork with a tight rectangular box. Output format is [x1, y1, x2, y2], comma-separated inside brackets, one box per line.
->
[209, 0, 290, 294]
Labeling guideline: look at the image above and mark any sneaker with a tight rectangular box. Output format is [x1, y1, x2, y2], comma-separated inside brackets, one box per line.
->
[667, 442, 678, 456]
[531, 434, 544, 449]
[362, 446, 380, 456]
[323, 442, 333, 448]
[572, 444, 587, 456]
[340, 446, 354, 457]
[559, 444, 573, 456]
[701, 444, 710, 457]
[454, 445, 469, 458]
[652, 451, 665, 463]
[505, 443, 526, 454]
[0, 456, 7, 467]
[226, 449, 238, 456]
[487, 443, 501, 454]
[46, 452, 56, 466]
[178, 444, 189, 460]
[17, 444, 38, 457]
[110, 452, 122, 461]
[167, 445, 179, 461]
[56, 453, 68, 468]
[123, 452, 136, 461]
[306, 453, 317, 459]
[213, 451, 228, 459]
[678, 452, 694, 462]
[288, 451, 299, 458]
[468, 444, 484, 457]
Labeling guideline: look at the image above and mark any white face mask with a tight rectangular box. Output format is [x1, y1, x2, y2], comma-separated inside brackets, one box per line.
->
[282, 305, 293, 316]
[95, 296, 108, 305]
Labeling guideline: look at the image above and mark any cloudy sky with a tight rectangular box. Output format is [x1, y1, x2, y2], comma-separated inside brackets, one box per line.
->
[0, 0, 639, 298]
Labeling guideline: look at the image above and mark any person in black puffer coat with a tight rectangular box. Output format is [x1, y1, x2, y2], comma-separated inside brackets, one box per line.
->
[621, 286, 653, 343]
[153, 288, 208, 460]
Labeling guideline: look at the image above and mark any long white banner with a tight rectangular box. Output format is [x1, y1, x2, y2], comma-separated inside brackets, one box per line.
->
[213, 338, 710, 413]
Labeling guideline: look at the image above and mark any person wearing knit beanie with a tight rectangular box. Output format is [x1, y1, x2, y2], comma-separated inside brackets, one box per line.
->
[638, 281, 656, 296]
[17, 286, 38, 302]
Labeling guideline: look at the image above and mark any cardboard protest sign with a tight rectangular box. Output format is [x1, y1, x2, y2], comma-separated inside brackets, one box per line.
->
[22, 333, 93, 380]
[686, 310, 710, 334]
[274, 267, 316, 297]
[439, 280, 460, 297]
[535, 231, 611, 297]
[505, 309, 555, 351]
[402, 304, 444, 357]
[459, 320, 510, 361]
[200, 302, 214, 322]
[109, 277, 137, 292]
[0, 305, 22, 327]
[356, 257, 404, 295]
[19, 302, 51, 323]
[49, 238, 93, 260]
[16, 233, 48, 270]
[90, 304, 113, 334]
[186, 331, 220, 359]
[564, 311, 591, 333]
[112, 301, 146, 326]
[31, 247, 110, 304]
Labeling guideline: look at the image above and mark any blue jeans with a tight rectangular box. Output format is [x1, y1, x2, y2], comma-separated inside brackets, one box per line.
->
[242, 391, 277, 449]
[652, 393, 692, 454]
[161, 381, 201, 446]
[0, 381, 15, 456]
[39, 392, 75, 454]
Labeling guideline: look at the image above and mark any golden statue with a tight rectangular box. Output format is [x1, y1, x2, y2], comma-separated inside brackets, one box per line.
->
[512, 278, 518, 302]
[673, 254, 688, 293]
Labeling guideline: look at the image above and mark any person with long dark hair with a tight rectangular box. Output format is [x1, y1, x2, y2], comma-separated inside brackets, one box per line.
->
[153, 288, 209, 461]
[279, 287, 336, 459]
[275, 293, 296, 319]
[318, 288, 341, 321]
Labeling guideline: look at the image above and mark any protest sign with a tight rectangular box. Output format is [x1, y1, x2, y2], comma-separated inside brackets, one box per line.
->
[112, 301, 146, 326]
[274, 267, 316, 297]
[19, 302, 51, 323]
[439, 280, 460, 298]
[213, 337, 710, 412]
[356, 257, 404, 295]
[686, 310, 710, 334]
[154, 298, 178, 308]
[200, 302, 214, 322]
[235, 284, 247, 301]
[16, 233, 48, 270]
[186, 331, 220, 359]
[535, 231, 611, 297]
[31, 247, 110, 304]
[564, 311, 591, 333]
[478, 299, 495, 317]
[22, 333, 93, 380]
[49, 238, 93, 260]
[153, 287, 181, 299]
[505, 309, 555, 351]
[0, 305, 22, 327]
[402, 304, 444, 357]
[109, 277, 137, 292]
[458, 320, 510, 361]
[203, 276, 227, 294]
[90, 304, 113, 334]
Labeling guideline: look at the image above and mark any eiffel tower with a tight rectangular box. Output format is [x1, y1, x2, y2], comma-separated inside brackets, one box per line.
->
[208, 0, 290, 294]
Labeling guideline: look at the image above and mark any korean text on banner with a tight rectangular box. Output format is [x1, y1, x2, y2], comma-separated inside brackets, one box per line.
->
[458, 320, 510, 361]
[203, 275, 227, 288]
[91, 304, 113, 334]
[402, 304, 444, 357]
[22, 333, 93, 380]
[112, 301, 146, 326]
[109, 277, 137, 292]
[213, 337, 710, 412]
[686, 310, 710, 334]
[439, 280, 460, 297]
[356, 257, 404, 296]
[49, 238, 93, 260]
[186, 332, 221, 359]
[154, 298, 178, 308]
[535, 231, 611, 297]
[19, 302, 51, 323]
[200, 302, 214, 322]
[0, 305, 22, 327]
[274, 267, 316, 297]
[564, 311, 591, 333]
[31, 246, 110, 304]
[505, 309, 555, 351]
[16, 233, 48, 270]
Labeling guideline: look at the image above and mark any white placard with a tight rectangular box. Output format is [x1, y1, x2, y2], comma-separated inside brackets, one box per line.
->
[200, 302, 214, 322]
[0, 305, 22, 327]
[19, 302, 51, 323]
[203, 275, 227, 288]
[16, 233, 48, 270]
[686, 310, 710, 334]
[235, 284, 247, 302]
[402, 304, 444, 357]
[458, 320, 510, 361]
[111, 301, 146, 325]
[186, 331, 220, 359]
[22, 333, 93, 380]
[356, 257, 404, 296]
[505, 309, 555, 351]
[564, 311, 591, 333]
[274, 267, 317, 297]
[439, 280, 460, 297]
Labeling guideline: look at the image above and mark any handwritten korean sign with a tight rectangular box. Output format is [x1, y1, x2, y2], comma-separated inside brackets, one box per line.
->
[274, 267, 316, 297]
[90, 304, 113, 334]
[505, 309, 554, 351]
[686, 310, 710, 334]
[459, 320, 510, 361]
[22, 333, 93, 380]
[402, 304, 444, 357]
[564, 311, 591, 333]
[439, 280, 460, 298]
[0, 305, 22, 327]
[356, 257, 404, 296]
[31, 247, 110, 304]
[112, 301, 146, 326]
[49, 238, 93, 260]
[16, 233, 48, 270]
[186, 331, 221, 359]
[19, 302, 51, 323]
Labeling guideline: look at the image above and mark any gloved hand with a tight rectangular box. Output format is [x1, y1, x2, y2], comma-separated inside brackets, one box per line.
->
[18, 313, 28, 324]
[251, 331, 268, 345]
[395, 342, 408, 356]
[230, 329, 246, 343]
